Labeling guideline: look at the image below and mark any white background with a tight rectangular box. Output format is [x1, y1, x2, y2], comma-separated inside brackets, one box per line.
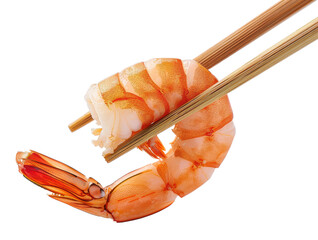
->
[1, 0, 317, 239]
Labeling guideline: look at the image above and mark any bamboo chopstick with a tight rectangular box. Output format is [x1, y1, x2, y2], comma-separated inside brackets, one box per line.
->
[105, 18, 318, 162]
[68, 0, 315, 132]
[194, 0, 315, 69]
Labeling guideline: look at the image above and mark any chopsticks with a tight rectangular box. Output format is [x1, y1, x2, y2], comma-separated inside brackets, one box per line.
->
[106, 18, 318, 162]
[194, 0, 315, 69]
[68, 0, 315, 132]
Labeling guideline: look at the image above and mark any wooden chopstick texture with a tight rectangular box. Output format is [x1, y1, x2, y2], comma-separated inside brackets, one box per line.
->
[194, 0, 315, 69]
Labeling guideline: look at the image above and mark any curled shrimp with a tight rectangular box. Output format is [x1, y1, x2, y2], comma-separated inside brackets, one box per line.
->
[16, 58, 235, 222]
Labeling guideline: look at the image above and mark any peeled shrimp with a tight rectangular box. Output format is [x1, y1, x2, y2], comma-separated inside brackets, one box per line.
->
[16, 58, 235, 222]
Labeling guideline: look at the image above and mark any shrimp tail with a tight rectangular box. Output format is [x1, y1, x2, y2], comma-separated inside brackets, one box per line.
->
[16, 150, 111, 218]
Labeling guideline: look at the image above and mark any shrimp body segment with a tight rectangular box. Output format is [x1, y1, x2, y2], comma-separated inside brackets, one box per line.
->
[17, 58, 235, 222]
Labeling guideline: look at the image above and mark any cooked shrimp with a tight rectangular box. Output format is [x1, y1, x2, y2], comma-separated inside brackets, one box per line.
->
[16, 58, 235, 222]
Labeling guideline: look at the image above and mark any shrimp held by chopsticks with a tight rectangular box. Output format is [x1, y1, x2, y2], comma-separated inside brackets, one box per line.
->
[17, 58, 235, 222]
